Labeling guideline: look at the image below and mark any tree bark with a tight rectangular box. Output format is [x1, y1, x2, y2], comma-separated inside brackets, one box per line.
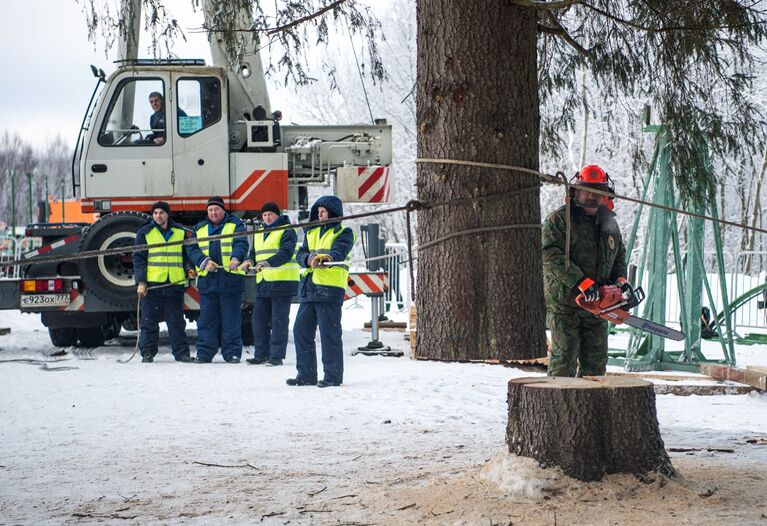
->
[415, 1, 546, 361]
[506, 376, 675, 482]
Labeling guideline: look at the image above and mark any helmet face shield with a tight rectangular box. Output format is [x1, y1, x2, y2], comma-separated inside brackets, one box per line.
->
[573, 187, 604, 209]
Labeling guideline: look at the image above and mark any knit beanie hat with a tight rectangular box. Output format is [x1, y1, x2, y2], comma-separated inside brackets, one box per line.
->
[260, 202, 281, 215]
[150, 201, 171, 215]
[206, 195, 226, 210]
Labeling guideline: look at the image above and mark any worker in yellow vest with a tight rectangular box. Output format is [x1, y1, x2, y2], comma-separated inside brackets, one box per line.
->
[132, 201, 196, 363]
[239, 202, 298, 366]
[287, 196, 354, 388]
[191, 196, 249, 363]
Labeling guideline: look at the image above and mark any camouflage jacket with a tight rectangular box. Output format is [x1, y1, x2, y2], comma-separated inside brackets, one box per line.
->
[542, 204, 627, 312]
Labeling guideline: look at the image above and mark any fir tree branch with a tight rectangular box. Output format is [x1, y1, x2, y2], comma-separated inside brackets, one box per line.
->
[511, 0, 581, 9]
[580, 1, 767, 33]
[194, 0, 348, 35]
[542, 11, 589, 55]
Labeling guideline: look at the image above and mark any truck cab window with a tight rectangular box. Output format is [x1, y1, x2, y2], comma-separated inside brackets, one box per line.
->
[98, 79, 166, 146]
[177, 77, 221, 137]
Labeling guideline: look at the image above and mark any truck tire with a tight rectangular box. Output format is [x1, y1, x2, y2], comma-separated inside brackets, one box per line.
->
[49, 327, 78, 347]
[76, 326, 107, 348]
[122, 317, 138, 331]
[78, 211, 149, 309]
[105, 313, 122, 340]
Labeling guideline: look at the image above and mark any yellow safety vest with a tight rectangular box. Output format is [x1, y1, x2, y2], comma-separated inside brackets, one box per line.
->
[196, 222, 245, 276]
[145, 226, 185, 284]
[303, 226, 355, 289]
[253, 229, 300, 283]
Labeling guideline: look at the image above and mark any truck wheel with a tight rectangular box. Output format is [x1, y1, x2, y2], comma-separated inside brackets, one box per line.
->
[104, 314, 122, 340]
[122, 317, 138, 331]
[76, 326, 107, 348]
[78, 211, 149, 309]
[49, 327, 78, 347]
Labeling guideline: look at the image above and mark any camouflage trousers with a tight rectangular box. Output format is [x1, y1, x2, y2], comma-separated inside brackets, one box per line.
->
[547, 310, 608, 377]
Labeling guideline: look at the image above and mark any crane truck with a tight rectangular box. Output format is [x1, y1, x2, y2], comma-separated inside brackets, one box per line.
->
[0, 1, 392, 347]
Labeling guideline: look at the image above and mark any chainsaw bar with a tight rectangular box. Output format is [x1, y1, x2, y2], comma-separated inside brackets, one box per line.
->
[625, 315, 686, 341]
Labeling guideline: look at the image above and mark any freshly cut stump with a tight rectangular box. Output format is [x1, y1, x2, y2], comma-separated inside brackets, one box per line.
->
[506, 376, 675, 481]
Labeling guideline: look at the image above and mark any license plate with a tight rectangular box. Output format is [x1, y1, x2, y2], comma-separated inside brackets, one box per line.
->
[20, 293, 70, 308]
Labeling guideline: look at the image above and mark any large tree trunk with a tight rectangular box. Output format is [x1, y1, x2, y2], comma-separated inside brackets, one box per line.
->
[415, 1, 546, 361]
[506, 376, 675, 481]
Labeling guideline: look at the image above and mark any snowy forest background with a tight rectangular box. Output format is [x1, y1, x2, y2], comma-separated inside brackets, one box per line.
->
[1, 0, 765, 272]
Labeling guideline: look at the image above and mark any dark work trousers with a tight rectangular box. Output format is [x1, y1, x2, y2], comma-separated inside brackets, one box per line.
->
[252, 296, 292, 361]
[196, 290, 244, 361]
[293, 300, 344, 384]
[139, 285, 190, 359]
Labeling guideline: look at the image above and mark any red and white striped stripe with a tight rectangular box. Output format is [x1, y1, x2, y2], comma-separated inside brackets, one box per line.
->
[24, 235, 80, 259]
[61, 289, 85, 312]
[183, 286, 201, 311]
[81, 169, 286, 213]
[357, 166, 391, 203]
[344, 272, 389, 301]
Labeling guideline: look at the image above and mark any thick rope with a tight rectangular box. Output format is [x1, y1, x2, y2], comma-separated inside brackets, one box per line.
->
[118, 279, 188, 364]
[405, 207, 416, 302]
[6, 157, 766, 275]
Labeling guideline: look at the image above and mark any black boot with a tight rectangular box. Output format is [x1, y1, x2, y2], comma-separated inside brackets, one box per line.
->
[286, 378, 315, 386]
[246, 357, 268, 365]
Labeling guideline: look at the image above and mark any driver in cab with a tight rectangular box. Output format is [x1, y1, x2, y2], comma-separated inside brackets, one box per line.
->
[145, 91, 185, 145]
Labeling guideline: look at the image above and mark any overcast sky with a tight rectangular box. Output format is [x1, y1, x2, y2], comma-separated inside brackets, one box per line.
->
[0, 1, 279, 149]
[0, 0, 389, 151]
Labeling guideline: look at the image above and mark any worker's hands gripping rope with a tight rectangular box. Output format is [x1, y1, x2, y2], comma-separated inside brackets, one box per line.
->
[136, 283, 148, 298]
[309, 253, 332, 268]
[577, 277, 600, 303]
[238, 260, 271, 274]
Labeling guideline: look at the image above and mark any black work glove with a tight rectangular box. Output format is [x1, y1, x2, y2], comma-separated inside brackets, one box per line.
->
[577, 277, 600, 303]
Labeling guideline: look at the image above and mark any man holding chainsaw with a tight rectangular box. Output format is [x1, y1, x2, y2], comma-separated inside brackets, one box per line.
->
[542, 164, 627, 377]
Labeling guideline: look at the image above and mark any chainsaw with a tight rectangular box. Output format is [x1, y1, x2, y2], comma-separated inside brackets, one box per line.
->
[575, 283, 686, 341]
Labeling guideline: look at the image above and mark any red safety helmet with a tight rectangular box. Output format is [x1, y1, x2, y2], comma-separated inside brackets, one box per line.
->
[566, 164, 614, 209]
[576, 164, 609, 186]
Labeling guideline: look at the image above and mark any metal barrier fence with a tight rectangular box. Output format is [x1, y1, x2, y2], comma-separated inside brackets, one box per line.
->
[383, 243, 408, 312]
[729, 251, 767, 332]
[0, 235, 43, 280]
[0, 235, 20, 279]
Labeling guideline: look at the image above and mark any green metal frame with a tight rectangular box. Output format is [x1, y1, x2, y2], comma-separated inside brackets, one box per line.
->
[608, 114, 736, 372]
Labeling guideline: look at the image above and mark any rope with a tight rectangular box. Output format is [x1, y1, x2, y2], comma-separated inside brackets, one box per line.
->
[405, 209, 415, 301]
[2, 204, 415, 268]
[7, 156, 766, 276]
[118, 279, 188, 364]
[556, 171, 572, 271]
[416, 157, 767, 236]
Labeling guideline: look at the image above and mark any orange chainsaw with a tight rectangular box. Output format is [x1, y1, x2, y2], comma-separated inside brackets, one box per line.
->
[576, 282, 686, 341]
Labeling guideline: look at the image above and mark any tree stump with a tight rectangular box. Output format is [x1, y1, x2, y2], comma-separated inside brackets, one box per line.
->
[506, 376, 675, 481]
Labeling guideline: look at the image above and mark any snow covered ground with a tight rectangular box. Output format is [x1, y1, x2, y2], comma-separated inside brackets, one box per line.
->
[1, 301, 766, 525]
